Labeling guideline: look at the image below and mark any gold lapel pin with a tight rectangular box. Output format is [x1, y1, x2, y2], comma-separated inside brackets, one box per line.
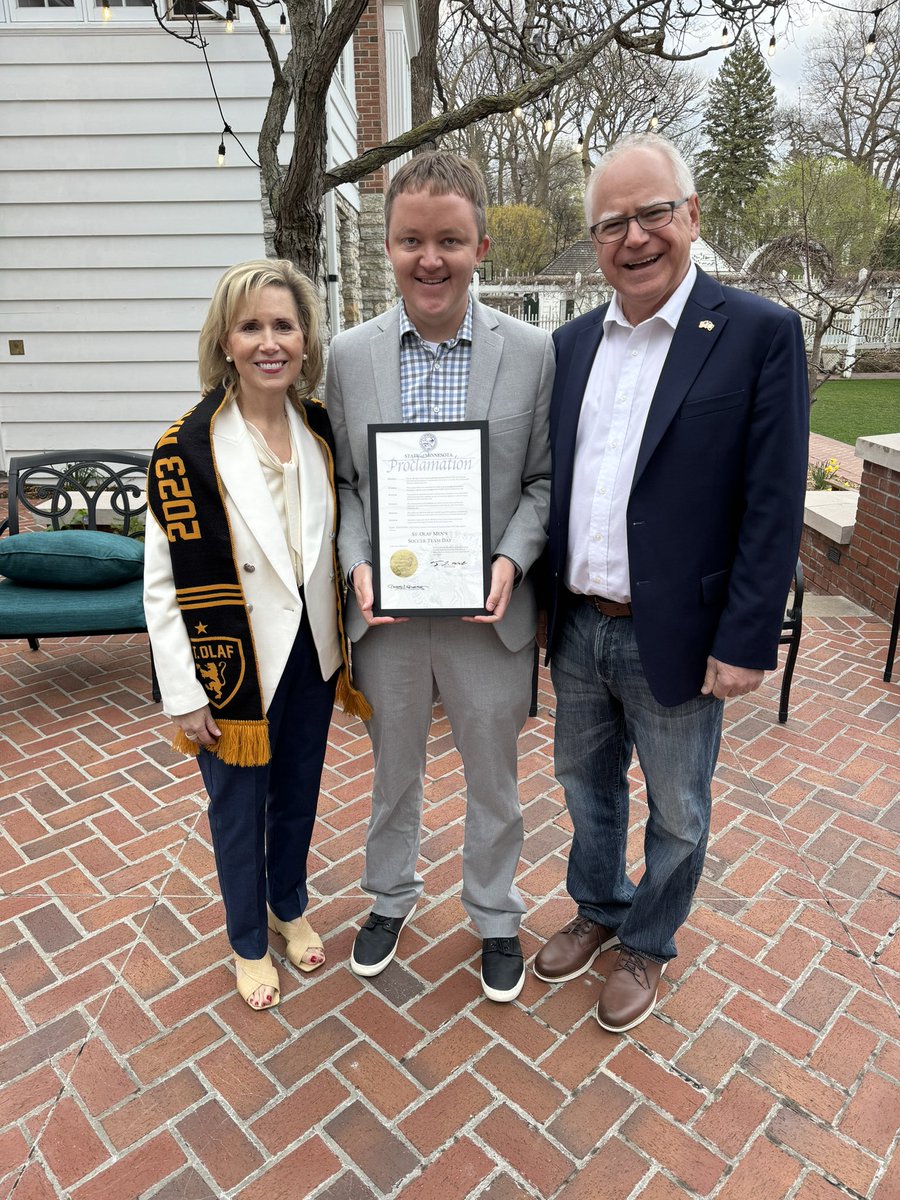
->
[698, 320, 715, 331]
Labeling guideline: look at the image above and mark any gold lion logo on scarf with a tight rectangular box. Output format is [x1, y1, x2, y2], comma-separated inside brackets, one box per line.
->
[191, 637, 246, 708]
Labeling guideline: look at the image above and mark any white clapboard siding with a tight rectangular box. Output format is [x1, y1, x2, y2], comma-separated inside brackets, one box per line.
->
[11, 361, 202, 392]
[0, 136, 276, 171]
[8, 423, 191, 457]
[1, 331, 199, 362]
[0, 28, 280, 68]
[3, 267, 231, 301]
[0, 24, 360, 465]
[6, 235, 267, 270]
[0, 98, 279, 137]
[2, 394, 197, 425]
[0, 299, 209, 332]
[4, 203, 262, 239]
[2, 169, 254, 204]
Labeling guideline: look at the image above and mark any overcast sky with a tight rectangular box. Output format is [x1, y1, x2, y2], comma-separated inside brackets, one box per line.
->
[688, 9, 821, 104]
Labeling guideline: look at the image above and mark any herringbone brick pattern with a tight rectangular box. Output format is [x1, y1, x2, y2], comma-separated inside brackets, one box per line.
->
[0, 612, 897, 1199]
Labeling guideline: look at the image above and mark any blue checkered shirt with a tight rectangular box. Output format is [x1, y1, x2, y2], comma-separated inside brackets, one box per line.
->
[399, 298, 473, 423]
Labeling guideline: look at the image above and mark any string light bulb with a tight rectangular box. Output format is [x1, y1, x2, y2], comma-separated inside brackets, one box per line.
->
[224, 5, 234, 32]
[279, 4, 287, 34]
[648, 98, 658, 130]
[513, 105, 524, 120]
[720, 25, 729, 45]
[576, 127, 584, 152]
[101, 0, 111, 19]
[542, 112, 554, 134]
[767, 32, 776, 57]
[217, 139, 226, 167]
[865, 8, 882, 55]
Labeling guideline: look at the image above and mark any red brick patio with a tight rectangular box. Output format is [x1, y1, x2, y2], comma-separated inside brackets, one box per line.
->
[0, 604, 898, 1199]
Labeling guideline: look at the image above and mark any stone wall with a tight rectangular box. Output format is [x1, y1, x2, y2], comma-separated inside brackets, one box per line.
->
[336, 193, 362, 330]
[801, 435, 900, 622]
[359, 192, 396, 321]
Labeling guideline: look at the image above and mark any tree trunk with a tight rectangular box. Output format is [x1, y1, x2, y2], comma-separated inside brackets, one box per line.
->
[411, 0, 440, 136]
[808, 321, 825, 401]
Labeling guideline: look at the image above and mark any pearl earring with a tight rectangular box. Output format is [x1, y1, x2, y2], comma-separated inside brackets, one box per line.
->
[302, 353, 308, 360]
[225, 355, 233, 362]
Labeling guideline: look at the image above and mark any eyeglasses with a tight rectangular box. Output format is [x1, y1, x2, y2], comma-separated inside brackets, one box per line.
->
[589, 198, 691, 245]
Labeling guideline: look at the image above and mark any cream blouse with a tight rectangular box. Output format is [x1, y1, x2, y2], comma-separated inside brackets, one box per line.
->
[244, 412, 304, 586]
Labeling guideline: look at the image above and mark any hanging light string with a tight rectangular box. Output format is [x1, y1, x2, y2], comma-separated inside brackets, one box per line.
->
[806, 0, 899, 54]
[126, 0, 286, 165]
[865, 6, 883, 53]
[198, 25, 261, 166]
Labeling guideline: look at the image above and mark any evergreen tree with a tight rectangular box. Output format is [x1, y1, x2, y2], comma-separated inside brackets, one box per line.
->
[695, 36, 776, 258]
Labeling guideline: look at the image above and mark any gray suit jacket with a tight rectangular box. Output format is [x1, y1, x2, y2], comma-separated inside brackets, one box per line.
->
[325, 299, 554, 652]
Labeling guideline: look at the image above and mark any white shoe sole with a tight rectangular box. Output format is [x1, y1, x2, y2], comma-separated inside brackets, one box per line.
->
[532, 932, 620, 984]
[481, 962, 526, 1003]
[349, 905, 415, 978]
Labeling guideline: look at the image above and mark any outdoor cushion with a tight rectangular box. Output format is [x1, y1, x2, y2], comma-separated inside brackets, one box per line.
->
[0, 531, 144, 588]
[0, 579, 146, 635]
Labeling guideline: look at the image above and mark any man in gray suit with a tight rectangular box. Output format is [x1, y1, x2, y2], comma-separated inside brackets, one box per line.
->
[326, 152, 554, 1002]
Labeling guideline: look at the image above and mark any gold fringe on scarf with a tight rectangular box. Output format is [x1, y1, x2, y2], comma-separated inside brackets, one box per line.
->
[336, 660, 372, 721]
[333, 573, 373, 721]
[172, 719, 272, 767]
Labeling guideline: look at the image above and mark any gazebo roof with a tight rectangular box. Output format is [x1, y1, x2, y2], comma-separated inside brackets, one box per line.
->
[538, 237, 741, 279]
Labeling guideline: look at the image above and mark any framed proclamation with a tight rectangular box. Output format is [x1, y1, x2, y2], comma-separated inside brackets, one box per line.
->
[368, 421, 491, 618]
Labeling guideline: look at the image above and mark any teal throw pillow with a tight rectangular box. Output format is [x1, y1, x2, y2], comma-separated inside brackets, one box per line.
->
[0, 530, 144, 588]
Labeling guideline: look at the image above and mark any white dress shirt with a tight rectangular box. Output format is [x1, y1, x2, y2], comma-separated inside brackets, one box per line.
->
[566, 263, 697, 602]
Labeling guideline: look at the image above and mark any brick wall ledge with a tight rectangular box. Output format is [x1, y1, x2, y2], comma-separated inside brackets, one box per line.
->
[804, 490, 858, 543]
[800, 429, 899, 621]
[855, 431, 900, 469]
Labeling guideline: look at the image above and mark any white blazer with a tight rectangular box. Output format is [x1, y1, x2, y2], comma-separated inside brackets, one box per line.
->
[144, 397, 342, 717]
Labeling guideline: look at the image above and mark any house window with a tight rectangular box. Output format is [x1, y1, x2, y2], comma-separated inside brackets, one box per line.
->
[10, 0, 81, 23]
[165, 0, 227, 16]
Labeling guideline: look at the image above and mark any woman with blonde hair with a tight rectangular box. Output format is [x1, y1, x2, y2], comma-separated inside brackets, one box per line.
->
[144, 259, 368, 1009]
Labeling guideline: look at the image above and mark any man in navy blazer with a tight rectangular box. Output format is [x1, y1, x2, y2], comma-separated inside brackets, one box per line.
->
[533, 133, 808, 1032]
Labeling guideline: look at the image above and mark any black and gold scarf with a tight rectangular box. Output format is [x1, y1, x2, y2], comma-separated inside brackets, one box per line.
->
[148, 385, 370, 767]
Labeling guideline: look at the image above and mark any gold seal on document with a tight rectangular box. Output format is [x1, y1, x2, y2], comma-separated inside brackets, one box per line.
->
[390, 549, 418, 577]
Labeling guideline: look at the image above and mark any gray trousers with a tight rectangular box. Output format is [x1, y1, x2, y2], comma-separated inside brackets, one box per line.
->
[352, 619, 533, 937]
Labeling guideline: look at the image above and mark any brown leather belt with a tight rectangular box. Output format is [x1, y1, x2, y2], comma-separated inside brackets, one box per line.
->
[579, 594, 632, 618]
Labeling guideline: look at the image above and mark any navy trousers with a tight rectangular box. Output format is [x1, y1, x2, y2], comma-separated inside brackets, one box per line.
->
[198, 608, 337, 959]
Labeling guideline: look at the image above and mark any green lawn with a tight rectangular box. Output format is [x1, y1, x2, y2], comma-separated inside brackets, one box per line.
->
[810, 379, 900, 446]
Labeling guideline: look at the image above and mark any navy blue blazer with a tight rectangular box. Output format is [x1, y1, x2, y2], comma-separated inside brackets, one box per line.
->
[546, 269, 809, 707]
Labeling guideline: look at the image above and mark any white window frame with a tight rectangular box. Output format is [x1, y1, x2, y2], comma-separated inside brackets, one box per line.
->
[88, 0, 157, 25]
[1, 0, 230, 24]
[4, 0, 86, 25]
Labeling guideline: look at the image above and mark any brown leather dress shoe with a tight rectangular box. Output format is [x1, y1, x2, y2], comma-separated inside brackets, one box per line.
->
[533, 916, 620, 983]
[595, 947, 667, 1032]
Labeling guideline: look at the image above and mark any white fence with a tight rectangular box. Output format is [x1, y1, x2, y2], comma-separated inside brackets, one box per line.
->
[480, 281, 900, 372]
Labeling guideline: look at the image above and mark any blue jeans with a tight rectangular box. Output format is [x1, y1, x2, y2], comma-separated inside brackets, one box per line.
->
[551, 597, 724, 962]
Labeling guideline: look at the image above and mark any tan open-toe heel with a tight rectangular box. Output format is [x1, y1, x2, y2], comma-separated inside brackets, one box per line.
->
[234, 952, 280, 1008]
[267, 907, 326, 972]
